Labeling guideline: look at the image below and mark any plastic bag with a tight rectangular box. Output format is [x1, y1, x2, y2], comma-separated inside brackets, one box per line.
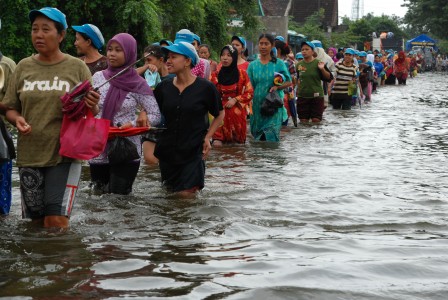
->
[107, 136, 139, 164]
[261, 91, 283, 117]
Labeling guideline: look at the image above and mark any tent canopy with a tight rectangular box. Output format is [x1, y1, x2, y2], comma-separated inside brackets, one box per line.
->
[406, 34, 438, 51]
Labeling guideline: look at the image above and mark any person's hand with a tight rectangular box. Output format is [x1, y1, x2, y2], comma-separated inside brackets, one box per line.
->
[269, 86, 279, 93]
[136, 111, 150, 127]
[318, 61, 325, 70]
[16, 116, 32, 135]
[225, 97, 237, 109]
[202, 138, 212, 160]
[118, 122, 133, 129]
[146, 64, 158, 73]
[84, 90, 100, 109]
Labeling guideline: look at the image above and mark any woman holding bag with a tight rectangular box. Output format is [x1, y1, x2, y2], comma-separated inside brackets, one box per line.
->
[88, 33, 161, 195]
[2, 7, 99, 229]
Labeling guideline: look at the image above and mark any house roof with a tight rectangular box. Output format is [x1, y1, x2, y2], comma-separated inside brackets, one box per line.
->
[290, 0, 338, 27]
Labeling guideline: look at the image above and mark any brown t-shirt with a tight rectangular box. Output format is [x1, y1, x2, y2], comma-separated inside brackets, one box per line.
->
[2, 54, 91, 167]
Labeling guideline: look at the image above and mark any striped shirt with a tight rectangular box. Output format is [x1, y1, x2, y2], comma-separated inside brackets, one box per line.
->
[333, 61, 358, 94]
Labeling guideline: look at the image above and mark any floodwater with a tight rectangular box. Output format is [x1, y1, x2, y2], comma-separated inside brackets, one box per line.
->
[1, 73, 448, 299]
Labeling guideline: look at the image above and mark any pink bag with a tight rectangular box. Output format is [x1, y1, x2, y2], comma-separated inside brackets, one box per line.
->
[59, 109, 110, 160]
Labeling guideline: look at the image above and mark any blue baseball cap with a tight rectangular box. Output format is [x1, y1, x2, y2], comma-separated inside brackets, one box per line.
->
[295, 53, 304, 59]
[193, 34, 201, 44]
[174, 29, 195, 44]
[275, 35, 285, 42]
[231, 36, 247, 48]
[311, 40, 323, 48]
[301, 41, 315, 50]
[72, 24, 105, 50]
[162, 42, 199, 67]
[29, 7, 68, 30]
[359, 51, 367, 57]
[159, 39, 173, 46]
[344, 48, 356, 55]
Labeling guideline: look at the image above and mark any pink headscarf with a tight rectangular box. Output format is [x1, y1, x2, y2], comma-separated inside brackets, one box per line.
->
[328, 47, 338, 63]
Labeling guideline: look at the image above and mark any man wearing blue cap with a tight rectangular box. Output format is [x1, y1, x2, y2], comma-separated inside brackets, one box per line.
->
[72, 24, 107, 75]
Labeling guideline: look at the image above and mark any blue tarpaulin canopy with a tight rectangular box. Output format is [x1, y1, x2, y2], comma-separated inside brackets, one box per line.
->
[405, 34, 438, 51]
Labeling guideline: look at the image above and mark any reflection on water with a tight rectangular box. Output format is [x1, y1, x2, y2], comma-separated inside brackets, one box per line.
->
[1, 73, 448, 299]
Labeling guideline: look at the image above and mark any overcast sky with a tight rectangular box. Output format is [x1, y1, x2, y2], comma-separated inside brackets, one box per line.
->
[338, 0, 408, 21]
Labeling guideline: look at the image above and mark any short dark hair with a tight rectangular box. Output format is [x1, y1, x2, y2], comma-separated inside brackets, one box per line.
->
[143, 44, 165, 61]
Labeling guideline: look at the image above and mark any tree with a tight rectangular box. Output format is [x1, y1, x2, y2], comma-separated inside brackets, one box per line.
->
[403, 0, 448, 39]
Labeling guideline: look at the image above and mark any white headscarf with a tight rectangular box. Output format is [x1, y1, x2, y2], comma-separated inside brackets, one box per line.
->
[367, 54, 375, 65]
[314, 47, 336, 78]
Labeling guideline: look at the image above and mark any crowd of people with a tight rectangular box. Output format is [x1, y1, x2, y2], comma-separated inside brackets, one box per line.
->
[0, 7, 433, 229]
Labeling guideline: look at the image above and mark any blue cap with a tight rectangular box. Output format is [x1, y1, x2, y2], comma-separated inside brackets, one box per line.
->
[162, 42, 199, 67]
[174, 29, 195, 44]
[301, 41, 315, 50]
[193, 34, 201, 44]
[359, 51, 367, 57]
[231, 36, 246, 48]
[275, 35, 285, 42]
[295, 53, 304, 59]
[345, 48, 356, 55]
[367, 50, 373, 54]
[29, 7, 68, 30]
[159, 39, 173, 46]
[311, 40, 323, 48]
[355, 50, 360, 56]
[72, 24, 105, 49]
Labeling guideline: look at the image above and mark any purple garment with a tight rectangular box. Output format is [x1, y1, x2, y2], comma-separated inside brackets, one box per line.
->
[101, 33, 153, 124]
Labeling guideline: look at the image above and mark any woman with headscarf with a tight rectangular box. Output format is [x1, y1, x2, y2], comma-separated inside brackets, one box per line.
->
[211, 45, 253, 146]
[154, 42, 224, 196]
[394, 51, 410, 85]
[3, 7, 99, 229]
[247, 33, 291, 142]
[327, 47, 339, 63]
[88, 33, 161, 195]
[384, 51, 396, 85]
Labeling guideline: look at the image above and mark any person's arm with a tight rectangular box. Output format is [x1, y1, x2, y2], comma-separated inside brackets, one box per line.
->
[203, 109, 224, 159]
[318, 61, 331, 80]
[6, 109, 31, 135]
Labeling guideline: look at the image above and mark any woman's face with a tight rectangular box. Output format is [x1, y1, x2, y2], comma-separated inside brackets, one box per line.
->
[31, 15, 64, 55]
[301, 45, 314, 58]
[220, 49, 233, 67]
[258, 37, 272, 56]
[166, 52, 190, 74]
[198, 47, 210, 59]
[328, 49, 334, 57]
[231, 40, 244, 56]
[107, 41, 126, 68]
[343, 53, 353, 64]
[74, 32, 89, 56]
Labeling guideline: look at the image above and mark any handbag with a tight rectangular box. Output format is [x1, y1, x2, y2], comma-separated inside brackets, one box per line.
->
[59, 108, 110, 160]
[261, 91, 283, 117]
[106, 136, 139, 164]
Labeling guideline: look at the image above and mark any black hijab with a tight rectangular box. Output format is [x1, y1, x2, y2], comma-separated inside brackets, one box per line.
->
[217, 45, 239, 86]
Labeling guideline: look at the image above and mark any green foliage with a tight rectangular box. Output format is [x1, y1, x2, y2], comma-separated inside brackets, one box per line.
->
[403, 0, 448, 39]
[0, 0, 260, 62]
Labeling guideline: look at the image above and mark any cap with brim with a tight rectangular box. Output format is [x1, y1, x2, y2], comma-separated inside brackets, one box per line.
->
[162, 42, 199, 67]
[29, 7, 67, 30]
[311, 40, 323, 48]
[72, 24, 104, 49]
[231, 36, 246, 48]
[275, 36, 285, 42]
[174, 29, 195, 44]
[159, 39, 173, 46]
[301, 41, 315, 50]
[344, 48, 355, 55]
[193, 34, 201, 44]
[295, 53, 304, 59]
[359, 51, 367, 57]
